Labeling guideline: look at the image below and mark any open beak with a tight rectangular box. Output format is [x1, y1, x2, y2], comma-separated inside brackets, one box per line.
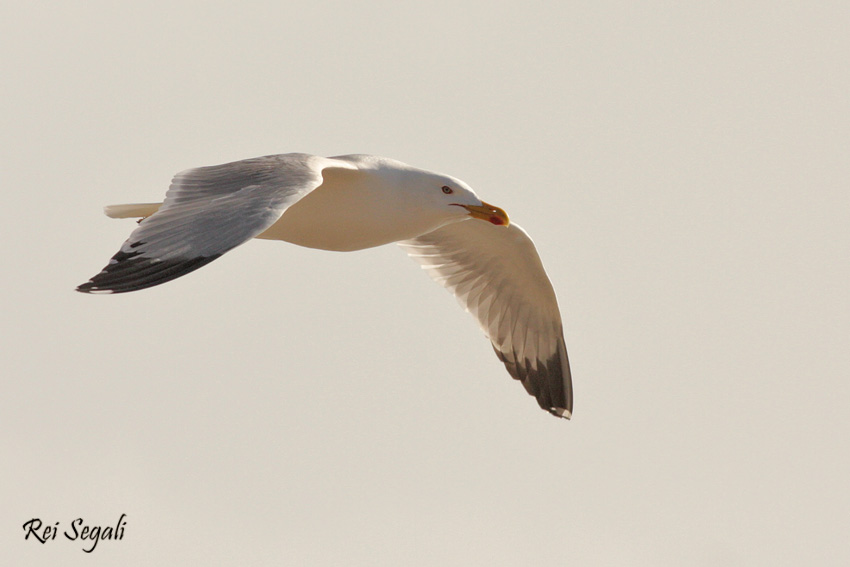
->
[461, 201, 510, 226]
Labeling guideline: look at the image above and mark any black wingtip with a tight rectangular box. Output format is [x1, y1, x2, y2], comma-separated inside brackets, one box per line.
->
[77, 251, 221, 294]
[76, 281, 111, 294]
[548, 407, 572, 420]
[494, 340, 573, 420]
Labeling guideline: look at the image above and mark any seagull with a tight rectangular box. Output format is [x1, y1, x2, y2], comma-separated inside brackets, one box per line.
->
[77, 153, 573, 418]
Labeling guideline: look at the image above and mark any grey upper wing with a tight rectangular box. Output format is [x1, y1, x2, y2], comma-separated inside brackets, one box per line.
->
[399, 220, 572, 418]
[77, 153, 354, 293]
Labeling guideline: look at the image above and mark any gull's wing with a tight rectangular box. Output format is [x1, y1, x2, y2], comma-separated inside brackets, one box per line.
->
[398, 221, 573, 418]
[77, 154, 355, 294]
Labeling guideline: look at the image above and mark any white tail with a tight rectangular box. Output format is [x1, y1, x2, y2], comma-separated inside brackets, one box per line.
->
[103, 203, 162, 219]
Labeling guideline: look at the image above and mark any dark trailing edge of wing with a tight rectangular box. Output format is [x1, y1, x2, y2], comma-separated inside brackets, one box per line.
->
[494, 335, 573, 418]
[76, 247, 221, 294]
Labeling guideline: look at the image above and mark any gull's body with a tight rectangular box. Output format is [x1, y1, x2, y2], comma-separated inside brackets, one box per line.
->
[78, 153, 573, 418]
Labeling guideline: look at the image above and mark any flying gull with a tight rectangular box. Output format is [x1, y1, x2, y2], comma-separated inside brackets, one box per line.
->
[77, 153, 573, 418]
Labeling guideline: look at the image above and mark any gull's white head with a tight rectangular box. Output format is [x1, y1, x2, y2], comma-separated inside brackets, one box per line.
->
[418, 171, 510, 228]
[347, 155, 509, 228]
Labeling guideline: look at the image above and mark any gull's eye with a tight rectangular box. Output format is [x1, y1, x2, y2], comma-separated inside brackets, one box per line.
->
[441, 186, 453, 194]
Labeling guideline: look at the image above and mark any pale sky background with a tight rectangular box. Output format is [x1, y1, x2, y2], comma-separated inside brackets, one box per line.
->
[2, 1, 848, 565]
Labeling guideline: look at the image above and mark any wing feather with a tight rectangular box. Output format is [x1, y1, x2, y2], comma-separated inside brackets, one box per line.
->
[77, 154, 355, 293]
[399, 220, 573, 418]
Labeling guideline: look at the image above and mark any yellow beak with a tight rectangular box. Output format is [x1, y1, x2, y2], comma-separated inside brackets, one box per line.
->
[462, 201, 510, 226]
